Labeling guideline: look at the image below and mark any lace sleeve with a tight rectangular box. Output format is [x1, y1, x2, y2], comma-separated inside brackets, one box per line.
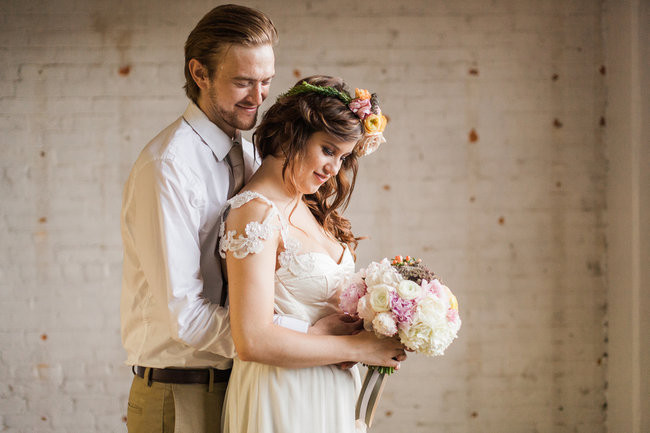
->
[218, 191, 284, 260]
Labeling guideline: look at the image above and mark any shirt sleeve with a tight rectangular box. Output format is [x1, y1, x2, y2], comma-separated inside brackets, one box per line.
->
[132, 159, 236, 358]
[273, 315, 310, 333]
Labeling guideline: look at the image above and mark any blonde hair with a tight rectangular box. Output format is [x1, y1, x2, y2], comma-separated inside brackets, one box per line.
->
[183, 4, 278, 102]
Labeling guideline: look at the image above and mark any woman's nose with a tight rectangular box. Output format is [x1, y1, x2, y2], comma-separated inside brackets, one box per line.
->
[325, 159, 341, 176]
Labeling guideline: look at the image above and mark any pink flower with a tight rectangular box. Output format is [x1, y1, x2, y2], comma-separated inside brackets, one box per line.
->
[372, 312, 398, 337]
[447, 308, 459, 324]
[390, 292, 417, 326]
[348, 98, 372, 119]
[338, 276, 367, 315]
[422, 279, 443, 297]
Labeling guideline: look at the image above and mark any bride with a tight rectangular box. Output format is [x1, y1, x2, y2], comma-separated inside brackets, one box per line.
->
[219, 75, 404, 433]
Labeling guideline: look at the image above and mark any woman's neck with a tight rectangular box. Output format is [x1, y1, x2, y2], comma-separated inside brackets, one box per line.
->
[247, 155, 302, 208]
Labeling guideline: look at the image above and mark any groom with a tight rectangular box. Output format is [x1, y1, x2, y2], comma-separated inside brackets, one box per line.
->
[120, 4, 361, 432]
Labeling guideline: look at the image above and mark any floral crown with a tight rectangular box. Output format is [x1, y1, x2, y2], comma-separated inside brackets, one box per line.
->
[279, 81, 388, 156]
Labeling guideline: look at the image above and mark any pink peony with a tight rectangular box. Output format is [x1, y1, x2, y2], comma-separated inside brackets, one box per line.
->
[422, 279, 443, 297]
[339, 277, 367, 315]
[447, 308, 459, 324]
[372, 312, 398, 337]
[348, 98, 372, 119]
[390, 291, 418, 326]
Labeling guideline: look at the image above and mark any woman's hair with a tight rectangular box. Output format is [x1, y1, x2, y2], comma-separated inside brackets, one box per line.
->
[183, 4, 278, 102]
[254, 75, 364, 253]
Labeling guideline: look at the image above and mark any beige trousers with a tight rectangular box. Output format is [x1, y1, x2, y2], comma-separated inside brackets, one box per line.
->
[126, 372, 227, 433]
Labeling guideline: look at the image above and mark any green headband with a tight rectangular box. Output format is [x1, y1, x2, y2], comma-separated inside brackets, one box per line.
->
[278, 81, 352, 104]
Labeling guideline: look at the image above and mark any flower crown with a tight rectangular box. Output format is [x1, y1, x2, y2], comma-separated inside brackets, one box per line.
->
[279, 81, 388, 156]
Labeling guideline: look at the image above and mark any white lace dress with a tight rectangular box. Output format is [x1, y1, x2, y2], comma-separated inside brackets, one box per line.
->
[218, 191, 362, 433]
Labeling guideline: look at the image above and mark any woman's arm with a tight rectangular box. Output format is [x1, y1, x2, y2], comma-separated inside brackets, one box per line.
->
[224, 201, 404, 369]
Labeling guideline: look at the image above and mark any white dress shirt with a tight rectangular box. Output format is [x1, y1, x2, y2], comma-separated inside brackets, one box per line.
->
[120, 102, 260, 369]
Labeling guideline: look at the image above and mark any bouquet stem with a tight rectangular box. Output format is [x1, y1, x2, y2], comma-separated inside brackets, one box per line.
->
[370, 365, 395, 375]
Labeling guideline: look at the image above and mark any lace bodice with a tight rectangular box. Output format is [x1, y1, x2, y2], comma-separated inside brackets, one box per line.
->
[218, 191, 355, 324]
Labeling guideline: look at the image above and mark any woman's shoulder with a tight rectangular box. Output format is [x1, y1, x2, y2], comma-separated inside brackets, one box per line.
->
[227, 190, 275, 210]
[219, 190, 284, 260]
[223, 191, 279, 229]
[222, 190, 283, 233]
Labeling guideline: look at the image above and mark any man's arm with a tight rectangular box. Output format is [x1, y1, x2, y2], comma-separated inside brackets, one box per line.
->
[132, 160, 236, 357]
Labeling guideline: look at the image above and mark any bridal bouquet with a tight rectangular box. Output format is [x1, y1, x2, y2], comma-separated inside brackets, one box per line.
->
[340, 255, 461, 371]
[341, 255, 461, 428]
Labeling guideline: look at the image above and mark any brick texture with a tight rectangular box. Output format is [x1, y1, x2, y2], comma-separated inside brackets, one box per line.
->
[0, 0, 607, 432]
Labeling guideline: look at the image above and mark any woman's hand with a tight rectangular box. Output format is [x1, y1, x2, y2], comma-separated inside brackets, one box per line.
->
[350, 331, 407, 369]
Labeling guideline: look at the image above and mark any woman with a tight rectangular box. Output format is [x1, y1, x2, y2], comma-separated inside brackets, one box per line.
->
[219, 76, 403, 432]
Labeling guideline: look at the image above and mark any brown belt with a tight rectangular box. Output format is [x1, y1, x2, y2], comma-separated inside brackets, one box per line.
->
[133, 366, 231, 384]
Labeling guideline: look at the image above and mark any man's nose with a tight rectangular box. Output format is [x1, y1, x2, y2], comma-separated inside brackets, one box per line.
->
[248, 83, 265, 106]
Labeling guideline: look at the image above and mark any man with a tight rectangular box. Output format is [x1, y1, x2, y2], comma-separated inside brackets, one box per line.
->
[121, 5, 361, 432]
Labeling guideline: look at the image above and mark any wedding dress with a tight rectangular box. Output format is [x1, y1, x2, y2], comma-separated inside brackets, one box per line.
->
[219, 191, 362, 433]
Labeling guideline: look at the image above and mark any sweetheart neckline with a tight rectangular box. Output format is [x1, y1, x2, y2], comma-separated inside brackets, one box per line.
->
[276, 246, 352, 274]
[295, 245, 351, 266]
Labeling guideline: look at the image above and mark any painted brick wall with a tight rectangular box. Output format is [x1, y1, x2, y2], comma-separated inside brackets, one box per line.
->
[0, 0, 607, 432]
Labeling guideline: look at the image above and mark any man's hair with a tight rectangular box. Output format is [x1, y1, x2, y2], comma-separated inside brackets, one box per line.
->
[183, 4, 278, 102]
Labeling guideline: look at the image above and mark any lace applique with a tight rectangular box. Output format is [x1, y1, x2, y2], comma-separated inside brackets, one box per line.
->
[218, 191, 344, 277]
[218, 191, 283, 259]
[278, 236, 316, 276]
[228, 190, 264, 209]
[220, 220, 278, 259]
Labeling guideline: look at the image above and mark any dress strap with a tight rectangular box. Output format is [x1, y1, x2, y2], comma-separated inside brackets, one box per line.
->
[218, 191, 291, 259]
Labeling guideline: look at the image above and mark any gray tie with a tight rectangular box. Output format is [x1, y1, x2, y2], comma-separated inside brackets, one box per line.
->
[225, 141, 245, 198]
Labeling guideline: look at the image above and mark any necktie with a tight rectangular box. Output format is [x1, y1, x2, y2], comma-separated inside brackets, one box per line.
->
[225, 141, 245, 198]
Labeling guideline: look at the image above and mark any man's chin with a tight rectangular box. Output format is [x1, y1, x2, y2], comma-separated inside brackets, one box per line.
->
[233, 114, 258, 132]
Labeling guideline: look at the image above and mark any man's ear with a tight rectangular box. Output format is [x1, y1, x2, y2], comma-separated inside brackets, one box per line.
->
[188, 59, 210, 90]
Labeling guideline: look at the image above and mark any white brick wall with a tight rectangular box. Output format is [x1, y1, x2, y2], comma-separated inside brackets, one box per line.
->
[0, 0, 609, 431]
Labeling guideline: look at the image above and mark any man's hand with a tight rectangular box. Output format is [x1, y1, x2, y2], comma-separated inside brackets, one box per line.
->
[309, 313, 363, 336]
[337, 361, 357, 370]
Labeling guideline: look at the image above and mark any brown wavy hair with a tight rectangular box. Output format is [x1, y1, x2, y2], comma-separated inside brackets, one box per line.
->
[254, 76, 364, 254]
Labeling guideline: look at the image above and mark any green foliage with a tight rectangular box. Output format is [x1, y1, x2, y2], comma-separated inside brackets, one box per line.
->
[278, 81, 352, 104]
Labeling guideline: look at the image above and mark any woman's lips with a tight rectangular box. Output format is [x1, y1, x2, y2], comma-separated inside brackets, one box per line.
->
[314, 172, 328, 183]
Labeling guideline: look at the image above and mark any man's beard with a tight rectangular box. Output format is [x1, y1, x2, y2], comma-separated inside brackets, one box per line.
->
[208, 87, 258, 132]
[216, 104, 258, 132]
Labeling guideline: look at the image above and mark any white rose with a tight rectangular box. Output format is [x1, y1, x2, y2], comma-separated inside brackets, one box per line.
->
[372, 312, 398, 337]
[368, 284, 393, 312]
[397, 280, 422, 300]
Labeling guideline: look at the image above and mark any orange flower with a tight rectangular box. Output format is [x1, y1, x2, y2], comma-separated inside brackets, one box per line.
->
[355, 88, 371, 100]
[363, 113, 387, 134]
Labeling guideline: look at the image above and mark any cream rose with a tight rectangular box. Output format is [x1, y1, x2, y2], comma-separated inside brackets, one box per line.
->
[368, 284, 393, 312]
[397, 280, 422, 300]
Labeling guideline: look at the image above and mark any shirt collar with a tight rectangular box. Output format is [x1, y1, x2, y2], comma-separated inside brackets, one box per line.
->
[182, 101, 234, 161]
